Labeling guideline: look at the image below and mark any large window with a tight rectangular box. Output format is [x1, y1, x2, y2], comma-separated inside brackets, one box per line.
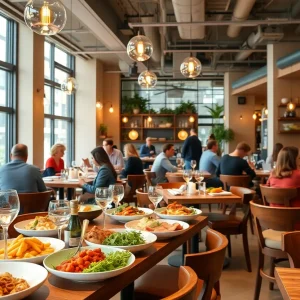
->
[0, 14, 17, 165]
[44, 41, 75, 166]
[121, 80, 224, 143]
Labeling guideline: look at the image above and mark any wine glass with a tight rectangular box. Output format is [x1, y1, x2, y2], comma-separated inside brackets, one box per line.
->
[71, 161, 77, 168]
[176, 157, 182, 169]
[109, 184, 124, 207]
[183, 170, 192, 190]
[194, 171, 205, 193]
[180, 158, 185, 170]
[95, 187, 113, 229]
[148, 185, 163, 211]
[48, 200, 71, 240]
[190, 160, 197, 172]
[0, 190, 20, 259]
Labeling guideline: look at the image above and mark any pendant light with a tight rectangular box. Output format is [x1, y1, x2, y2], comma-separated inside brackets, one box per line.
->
[61, 77, 78, 95]
[24, 0, 67, 35]
[189, 116, 195, 123]
[122, 116, 129, 123]
[138, 70, 157, 88]
[127, 33, 153, 62]
[96, 101, 103, 109]
[147, 116, 152, 122]
[252, 113, 257, 120]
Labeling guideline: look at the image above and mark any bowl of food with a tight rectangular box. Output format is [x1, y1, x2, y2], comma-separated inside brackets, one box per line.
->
[0, 235, 65, 264]
[43, 246, 135, 282]
[78, 205, 102, 221]
[105, 204, 153, 223]
[0, 262, 48, 300]
[154, 202, 202, 221]
[85, 227, 157, 253]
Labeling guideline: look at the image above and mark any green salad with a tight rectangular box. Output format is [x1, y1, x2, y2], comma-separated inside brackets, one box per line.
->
[83, 251, 131, 273]
[103, 231, 146, 246]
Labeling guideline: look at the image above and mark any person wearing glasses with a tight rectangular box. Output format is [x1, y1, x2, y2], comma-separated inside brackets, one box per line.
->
[102, 138, 124, 171]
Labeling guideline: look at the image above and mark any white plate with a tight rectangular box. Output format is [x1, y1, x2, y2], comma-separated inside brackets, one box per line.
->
[43, 245, 135, 282]
[14, 219, 62, 237]
[0, 262, 48, 300]
[154, 207, 202, 221]
[85, 228, 156, 253]
[43, 178, 53, 181]
[0, 237, 65, 264]
[125, 219, 189, 239]
[105, 207, 153, 223]
[208, 191, 232, 196]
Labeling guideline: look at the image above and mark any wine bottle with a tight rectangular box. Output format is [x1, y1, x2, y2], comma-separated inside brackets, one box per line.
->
[64, 200, 82, 248]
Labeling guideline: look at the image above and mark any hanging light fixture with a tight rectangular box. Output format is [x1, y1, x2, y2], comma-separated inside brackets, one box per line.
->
[188, 116, 195, 123]
[147, 116, 152, 122]
[61, 77, 78, 95]
[127, 34, 153, 62]
[180, 56, 202, 78]
[96, 101, 103, 109]
[122, 116, 128, 123]
[138, 70, 157, 88]
[24, 0, 67, 35]
[109, 105, 114, 113]
[252, 113, 257, 120]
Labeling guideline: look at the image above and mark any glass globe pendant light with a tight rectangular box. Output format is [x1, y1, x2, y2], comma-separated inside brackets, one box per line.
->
[180, 55, 202, 78]
[61, 77, 78, 95]
[138, 70, 157, 88]
[24, 0, 67, 35]
[127, 33, 153, 62]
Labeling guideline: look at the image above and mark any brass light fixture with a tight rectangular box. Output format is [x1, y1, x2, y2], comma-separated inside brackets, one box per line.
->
[61, 77, 78, 95]
[127, 34, 153, 62]
[180, 56, 202, 78]
[138, 70, 157, 88]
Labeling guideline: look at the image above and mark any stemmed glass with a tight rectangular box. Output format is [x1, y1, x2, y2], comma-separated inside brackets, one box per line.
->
[95, 187, 113, 229]
[0, 190, 20, 259]
[180, 158, 185, 170]
[194, 171, 205, 193]
[176, 157, 182, 169]
[183, 170, 192, 190]
[48, 200, 71, 240]
[148, 185, 163, 211]
[109, 184, 124, 207]
[190, 160, 197, 172]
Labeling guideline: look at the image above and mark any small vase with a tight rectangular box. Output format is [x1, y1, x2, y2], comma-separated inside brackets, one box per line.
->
[133, 108, 140, 114]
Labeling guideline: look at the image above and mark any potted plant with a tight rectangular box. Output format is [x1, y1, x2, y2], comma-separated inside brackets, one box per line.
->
[175, 100, 197, 114]
[159, 107, 175, 114]
[164, 117, 173, 127]
[122, 94, 149, 114]
[204, 104, 224, 123]
[99, 123, 108, 138]
[211, 124, 234, 151]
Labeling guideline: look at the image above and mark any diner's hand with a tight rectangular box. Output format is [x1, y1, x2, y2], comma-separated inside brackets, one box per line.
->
[78, 178, 86, 187]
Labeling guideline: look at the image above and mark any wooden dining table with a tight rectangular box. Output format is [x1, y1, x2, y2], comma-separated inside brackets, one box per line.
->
[275, 267, 300, 300]
[166, 170, 211, 178]
[27, 214, 208, 300]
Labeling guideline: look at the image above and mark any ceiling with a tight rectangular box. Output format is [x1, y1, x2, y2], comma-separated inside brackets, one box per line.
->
[4, 0, 300, 78]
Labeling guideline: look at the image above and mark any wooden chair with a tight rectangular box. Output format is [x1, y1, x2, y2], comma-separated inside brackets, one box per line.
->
[18, 190, 53, 214]
[219, 174, 251, 190]
[123, 175, 146, 205]
[282, 231, 300, 268]
[159, 182, 186, 189]
[134, 229, 227, 300]
[8, 212, 48, 238]
[207, 186, 256, 272]
[260, 184, 298, 207]
[136, 188, 152, 208]
[143, 169, 156, 189]
[166, 173, 185, 183]
[250, 201, 300, 300]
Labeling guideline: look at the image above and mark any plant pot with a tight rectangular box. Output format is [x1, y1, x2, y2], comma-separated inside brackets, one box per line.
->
[99, 135, 106, 138]
[133, 108, 140, 114]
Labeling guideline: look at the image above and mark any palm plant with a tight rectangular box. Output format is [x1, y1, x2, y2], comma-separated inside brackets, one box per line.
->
[204, 104, 224, 118]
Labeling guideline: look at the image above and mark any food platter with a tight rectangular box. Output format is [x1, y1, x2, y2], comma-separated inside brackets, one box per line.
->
[78, 204, 102, 221]
[105, 207, 153, 223]
[43, 246, 135, 282]
[0, 262, 48, 300]
[154, 207, 202, 221]
[85, 228, 157, 253]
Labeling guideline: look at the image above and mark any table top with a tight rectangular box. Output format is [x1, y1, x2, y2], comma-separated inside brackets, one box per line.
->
[166, 171, 211, 178]
[44, 177, 93, 188]
[255, 170, 271, 178]
[27, 214, 208, 300]
[140, 157, 156, 162]
[275, 267, 300, 300]
[163, 189, 242, 205]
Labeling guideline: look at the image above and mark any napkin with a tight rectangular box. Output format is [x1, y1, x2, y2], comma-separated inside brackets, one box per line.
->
[167, 185, 186, 195]
[68, 179, 79, 182]
[208, 191, 232, 196]
[43, 178, 53, 181]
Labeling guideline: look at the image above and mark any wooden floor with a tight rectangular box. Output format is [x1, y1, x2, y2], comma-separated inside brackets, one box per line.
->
[111, 204, 286, 300]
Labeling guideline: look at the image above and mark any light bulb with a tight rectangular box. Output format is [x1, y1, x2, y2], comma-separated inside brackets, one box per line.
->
[67, 80, 73, 92]
[61, 77, 78, 95]
[180, 56, 202, 78]
[252, 113, 257, 120]
[147, 116, 152, 122]
[109, 105, 114, 113]
[189, 116, 195, 123]
[127, 35, 153, 62]
[138, 70, 157, 88]
[265, 108, 268, 115]
[188, 61, 194, 73]
[96, 102, 103, 109]
[240, 115, 243, 120]
[288, 103, 295, 111]
[146, 75, 152, 85]
[40, 2, 52, 33]
[137, 41, 144, 55]
[122, 116, 128, 123]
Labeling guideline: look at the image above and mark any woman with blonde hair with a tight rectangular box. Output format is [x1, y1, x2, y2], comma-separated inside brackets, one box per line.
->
[44, 143, 66, 176]
[120, 143, 144, 179]
[267, 146, 300, 206]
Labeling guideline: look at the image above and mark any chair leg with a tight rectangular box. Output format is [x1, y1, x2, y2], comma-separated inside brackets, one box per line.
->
[242, 229, 252, 272]
[227, 235, 232, 258]
[208, 204, 211, 212]
[254, 249, 264, 300]
[269, 257, 275, 290]
[249, 213, 254, 235]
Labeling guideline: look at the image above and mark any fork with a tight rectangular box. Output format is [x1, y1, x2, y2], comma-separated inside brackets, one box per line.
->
[71, 219, 89, 258]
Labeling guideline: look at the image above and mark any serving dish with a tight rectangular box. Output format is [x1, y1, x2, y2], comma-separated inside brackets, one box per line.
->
[208, 191, 232, 196]
[43, 245, 135, 282]
[0, 262, 48, 300]
[154, 207, 202, 221]
[78, 205, 102, 221]
[85, 228, 157, 253]
[105, 207, 153, 223]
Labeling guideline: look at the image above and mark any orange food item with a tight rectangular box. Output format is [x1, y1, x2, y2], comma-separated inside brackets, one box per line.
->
[55, 248, 105, 273]
[210, 187, 223, 193]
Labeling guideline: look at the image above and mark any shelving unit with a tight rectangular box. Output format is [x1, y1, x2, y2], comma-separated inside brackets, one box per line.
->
[277, 104, 300, 134]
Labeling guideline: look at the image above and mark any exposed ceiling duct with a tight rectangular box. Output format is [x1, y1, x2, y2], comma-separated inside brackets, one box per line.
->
[172, 0, 205, 39]
[227, 0, 256, 38]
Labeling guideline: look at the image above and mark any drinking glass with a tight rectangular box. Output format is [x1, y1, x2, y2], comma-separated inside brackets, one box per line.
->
[71, 161, 77, 168]
[61, 169, 69, 181]
[194, 170, 204, 183]
[199, 182, 206, 195]
[180, 158, 185, 170]
[176, 157, 182, 169]
[183, 170, 192, 190]
[95, 187, 113, 229]
[190, 160, 197, 171]
[109, 184, 124, 207]
[148, 185, 163, 211]
[48, 200, 71, 240]
[0, 190, 20, 259]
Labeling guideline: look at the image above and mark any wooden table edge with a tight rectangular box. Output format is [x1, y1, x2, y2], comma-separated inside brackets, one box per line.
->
[275, 267, 292, 300]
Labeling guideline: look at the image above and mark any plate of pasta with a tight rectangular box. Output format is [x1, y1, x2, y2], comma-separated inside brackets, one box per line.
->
[0, 262, 48, 300]
[154, 202, 202, 221]
[0, 235, 65, 264]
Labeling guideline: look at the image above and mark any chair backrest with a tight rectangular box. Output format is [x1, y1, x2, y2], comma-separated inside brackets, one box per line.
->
[166, 173, 185, 183]
[250, 200, 300, 251]
[282, 232, 300, 268]
[124, 175, 146, 204]
[220, 175, 251, 190]
[162, 266, 198, 300]
[184, 229, 228, 300]
[8, 212, 48, 238]
[136, 188, 152, 208]
[116, 180, 127, 190]
[159, 182, 186, 189]
[18, 190, 53, 214]
[260, 184, 298, 207]
[143, 169, 156, 189]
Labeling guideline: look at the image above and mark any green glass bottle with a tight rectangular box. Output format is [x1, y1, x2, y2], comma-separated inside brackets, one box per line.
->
[64, 200, 81, 248]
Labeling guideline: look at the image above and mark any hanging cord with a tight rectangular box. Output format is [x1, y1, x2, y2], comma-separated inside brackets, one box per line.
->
[190, 0, 192, 56]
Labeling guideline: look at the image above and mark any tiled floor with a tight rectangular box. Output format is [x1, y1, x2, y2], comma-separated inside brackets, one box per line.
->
[111, 205, 286, 300]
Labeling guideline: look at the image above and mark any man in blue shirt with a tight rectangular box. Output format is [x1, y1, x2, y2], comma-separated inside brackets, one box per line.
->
[0, 144, 47, 193]
[140, 137, 156, 158]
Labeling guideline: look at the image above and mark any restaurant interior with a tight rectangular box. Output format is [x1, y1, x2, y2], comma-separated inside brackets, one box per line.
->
[1, 0, 300, 299]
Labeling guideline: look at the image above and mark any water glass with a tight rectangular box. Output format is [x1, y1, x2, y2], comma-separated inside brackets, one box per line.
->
[148, 185, 163, 210]
[95, 187, 113, 229]
[109, 184, 124, 207]
[199, 182, 206, 195]
[183, 170, 192, 184]
[194, 170, 204, 183]
[0, 190, 20, 259]
[71, 161, 77, 168]
[190, 160, 197, 171]
[180, 158, 185, 170]
[61, 169, 69, 181]
[48, 200, 71, 240]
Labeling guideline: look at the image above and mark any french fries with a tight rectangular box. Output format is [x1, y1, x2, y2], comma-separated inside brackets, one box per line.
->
[0, 234, 54, 259]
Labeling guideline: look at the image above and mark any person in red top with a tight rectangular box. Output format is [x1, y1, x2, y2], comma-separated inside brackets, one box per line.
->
[44, 143, 66, 177]
[266, 146, 300, 207]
